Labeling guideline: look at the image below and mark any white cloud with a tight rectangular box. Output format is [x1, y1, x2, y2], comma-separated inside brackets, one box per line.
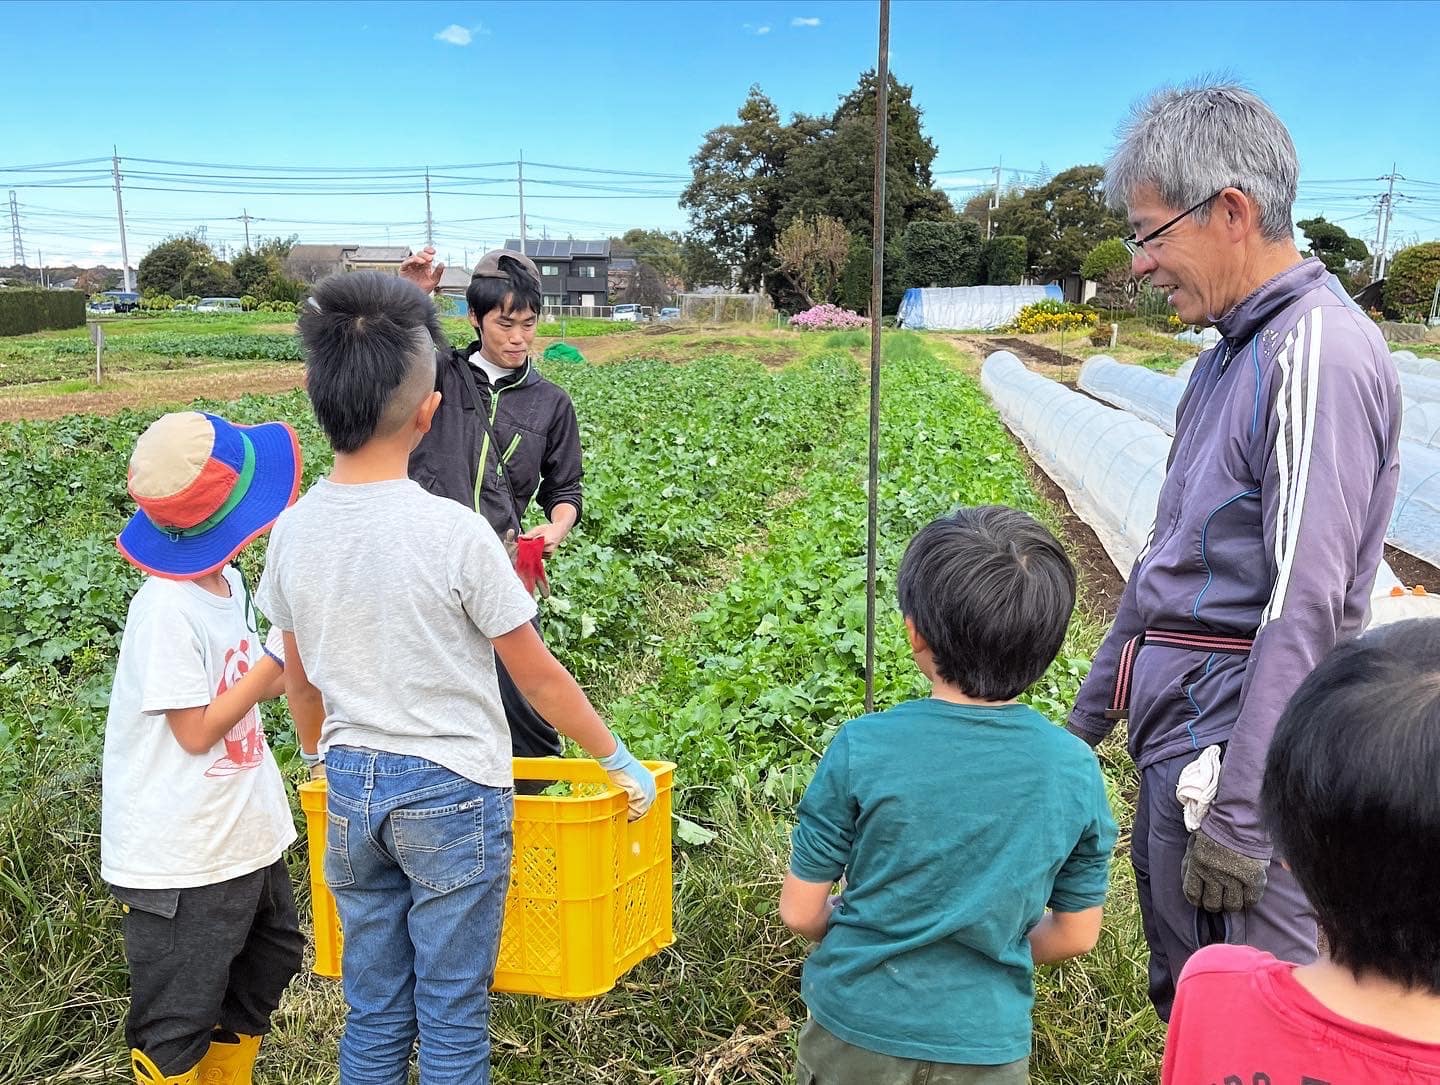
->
[791, 16, 821, 27]
[757, 24, 771, 34]
[435, 23, 489, 45]
[742, 22, 772, 34]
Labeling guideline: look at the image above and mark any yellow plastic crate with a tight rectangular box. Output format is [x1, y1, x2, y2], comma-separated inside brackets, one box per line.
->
[298, 758, 675, 1000]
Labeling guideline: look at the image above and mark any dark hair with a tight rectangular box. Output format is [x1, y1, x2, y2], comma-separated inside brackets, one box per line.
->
[1262, 618, 1440, 993]
[297, 271, 442, 453]
[897, 506, 1075, 700]
[465, 262, 542, 329]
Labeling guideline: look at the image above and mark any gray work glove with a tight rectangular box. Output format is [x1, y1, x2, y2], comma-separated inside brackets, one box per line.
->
[1182, 828, 1269, 913]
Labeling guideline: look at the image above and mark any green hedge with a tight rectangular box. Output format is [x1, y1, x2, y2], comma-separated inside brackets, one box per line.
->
[0, 290, 86, 337]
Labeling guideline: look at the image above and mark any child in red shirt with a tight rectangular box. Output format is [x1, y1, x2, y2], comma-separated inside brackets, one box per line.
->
[1162, 618, 1440, 1083]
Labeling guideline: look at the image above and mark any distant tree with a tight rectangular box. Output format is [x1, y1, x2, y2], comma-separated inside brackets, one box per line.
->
[1081, 237, 1134, 308]
[180, 255, 240, 298]
[253, 235, 297, 261]
[682, 71, 952, 307]
[980, 236, 1027, 286]
[612, 229, 684, 289]
[232, 251, 269, 295]
[138, 236, 211, 297]
[899, 219, 982, 288]
[959, 190, 994, 230]
[75, 267, 121, 294]
[994, 165, 1129, 282]
[680, 234, 730, 289]
[1298, 216, 1370, 291]
[775, 214, 852, 305]
[1382, 241, 1440, 322]
[621, 262, 671, 309]
[682, 86, 814, 294]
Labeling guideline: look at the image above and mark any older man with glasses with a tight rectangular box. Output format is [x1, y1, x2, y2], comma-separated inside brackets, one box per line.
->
[1065, 81, 1401, 1020]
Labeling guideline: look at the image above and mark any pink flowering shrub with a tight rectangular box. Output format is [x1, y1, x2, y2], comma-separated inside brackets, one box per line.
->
[788, 303, 870, 330]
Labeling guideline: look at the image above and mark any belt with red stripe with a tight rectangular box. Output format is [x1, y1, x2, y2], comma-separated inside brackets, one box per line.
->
[1105, 627, 1255, 721]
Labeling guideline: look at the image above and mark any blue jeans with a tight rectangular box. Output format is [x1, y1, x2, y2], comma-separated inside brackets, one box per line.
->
[323, 746, 513, 1085]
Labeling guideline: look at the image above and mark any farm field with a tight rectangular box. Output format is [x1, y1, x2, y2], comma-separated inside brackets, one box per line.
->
[0, 327, 1163, 1083]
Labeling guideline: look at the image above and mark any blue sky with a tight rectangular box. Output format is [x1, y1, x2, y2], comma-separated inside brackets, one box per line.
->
[3, 0, 1437, 270]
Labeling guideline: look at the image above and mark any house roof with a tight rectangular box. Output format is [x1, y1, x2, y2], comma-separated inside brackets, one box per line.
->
[287, 244, 356, 264]
[610, 257, 638, 271]
[348, 246, 412, 263]
[437, 265, 472, 292]
[504, 239, 611, 260]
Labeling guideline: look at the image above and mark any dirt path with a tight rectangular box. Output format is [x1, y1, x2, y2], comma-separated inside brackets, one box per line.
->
[0, 364, 304, 422]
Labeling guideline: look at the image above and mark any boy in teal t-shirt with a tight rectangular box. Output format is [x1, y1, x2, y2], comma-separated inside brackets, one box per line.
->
[781, 506, 1118, 1083]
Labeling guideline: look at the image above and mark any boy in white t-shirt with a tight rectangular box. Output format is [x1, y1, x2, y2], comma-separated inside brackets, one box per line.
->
[258, 271, 655, 1084]
[104, 410, 305, 1085]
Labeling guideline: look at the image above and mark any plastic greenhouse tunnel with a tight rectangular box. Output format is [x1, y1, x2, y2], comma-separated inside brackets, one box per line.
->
[983, 350, 1440, 589]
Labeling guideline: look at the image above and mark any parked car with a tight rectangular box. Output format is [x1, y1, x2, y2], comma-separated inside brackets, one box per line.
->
[87, 300, 116, 314]
[657, 307, 680, 322]
[611, 303, 640, 322]
[101, 290, 140, 313]
[196, 296, 244, 313]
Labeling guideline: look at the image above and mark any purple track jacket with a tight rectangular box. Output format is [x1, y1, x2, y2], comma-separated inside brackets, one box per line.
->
[1068, 257, 1402, 859]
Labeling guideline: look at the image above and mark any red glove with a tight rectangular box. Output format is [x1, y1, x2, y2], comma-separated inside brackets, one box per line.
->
[513, 534, 549, 596]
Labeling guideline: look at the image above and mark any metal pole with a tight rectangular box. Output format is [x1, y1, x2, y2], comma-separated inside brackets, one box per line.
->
[241, 209, 251, 251]
[1376, 165, 1397, 280]
[8, 190, 23, 266]
[112, 148, 132, 292]
[518, 151, 527, 247]
[425, 168, 434, 246]
[864, 0, 891, 714]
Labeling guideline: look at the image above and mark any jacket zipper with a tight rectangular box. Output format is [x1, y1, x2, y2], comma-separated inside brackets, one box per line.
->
[472, 362, 529, 514]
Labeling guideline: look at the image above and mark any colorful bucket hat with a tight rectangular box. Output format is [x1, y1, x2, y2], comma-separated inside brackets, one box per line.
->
[117, 411, 302, 580]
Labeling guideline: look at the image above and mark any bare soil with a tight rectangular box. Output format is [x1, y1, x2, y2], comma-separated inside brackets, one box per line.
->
[0, 364, 304, 422]
[1386, 545, 1440, 590]
[987, 335, 1088, 368]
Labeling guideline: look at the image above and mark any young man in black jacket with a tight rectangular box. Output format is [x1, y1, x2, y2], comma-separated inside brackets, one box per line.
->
[403, 247, 582, 771]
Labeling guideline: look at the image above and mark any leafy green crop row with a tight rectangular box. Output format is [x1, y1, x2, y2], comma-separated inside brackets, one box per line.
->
[1, 331, 305, 362]
[0, 348, 858, 759]
[614, 332, 1093, 799]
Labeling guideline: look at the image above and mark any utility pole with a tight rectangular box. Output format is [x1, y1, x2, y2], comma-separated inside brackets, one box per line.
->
[424, 167, 434, 246]
[518, 150, 527, 248]
[987, 159, 1002, 240]
[38, 248, 45, 288]
[8, 190, 23, 266]
[240, 208, 252, 251]
[1375, 165, 1398, 281]
[112, 147, 133, 292]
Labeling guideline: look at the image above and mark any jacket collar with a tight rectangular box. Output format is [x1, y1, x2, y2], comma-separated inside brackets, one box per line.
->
[463, 341, 532, 392]
[1213, 256, 1329, 346]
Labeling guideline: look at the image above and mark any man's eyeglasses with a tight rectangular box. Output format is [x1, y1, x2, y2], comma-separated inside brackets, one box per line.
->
[1123, 189, 1226, 257]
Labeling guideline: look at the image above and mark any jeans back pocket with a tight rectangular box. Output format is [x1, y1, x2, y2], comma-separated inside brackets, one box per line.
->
[325, 810, 357, 889]
[391, 797, 486, 894]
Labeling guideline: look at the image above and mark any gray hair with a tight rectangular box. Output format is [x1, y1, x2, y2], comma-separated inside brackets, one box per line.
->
[1105, 81, 1299, 243]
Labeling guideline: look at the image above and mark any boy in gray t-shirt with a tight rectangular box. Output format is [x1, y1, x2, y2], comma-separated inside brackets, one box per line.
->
[258, 271, 655, 1084]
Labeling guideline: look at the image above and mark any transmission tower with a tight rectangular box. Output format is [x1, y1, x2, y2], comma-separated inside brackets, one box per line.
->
[8, 190, 23, 266]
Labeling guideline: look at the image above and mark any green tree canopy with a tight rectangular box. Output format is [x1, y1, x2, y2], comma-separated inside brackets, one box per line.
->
[137, 236, 211, 298]
[899, 219, 982, 288]
[1383, 241, 1440, 322]
[682, 71, 952, 309]
[994, 166, 1129, 282]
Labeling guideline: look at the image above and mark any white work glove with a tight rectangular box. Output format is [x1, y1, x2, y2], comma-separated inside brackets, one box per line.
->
[597, 737, 656, 820]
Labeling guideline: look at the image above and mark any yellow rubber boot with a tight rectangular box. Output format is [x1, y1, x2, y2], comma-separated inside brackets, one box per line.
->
[195, 1032, 262, 1085]
[131, 1049, 200, 1084]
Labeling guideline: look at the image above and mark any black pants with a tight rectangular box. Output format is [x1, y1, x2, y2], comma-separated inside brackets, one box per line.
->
[115, 857, 303, 1075]
[496, 616, 564, 796]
